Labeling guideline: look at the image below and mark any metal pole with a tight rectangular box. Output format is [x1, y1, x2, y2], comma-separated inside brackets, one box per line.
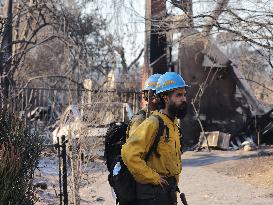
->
[146, 89, 153, 118]
[70, 138, 80, 205]
[257, 129, 260, 147]
[132, 93, 136, 114]
[57, 137, 63, 205]
[61, 135, 68, 205]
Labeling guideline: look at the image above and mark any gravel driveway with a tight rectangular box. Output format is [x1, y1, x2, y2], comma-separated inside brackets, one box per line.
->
[37, 150, 273, 205]
[179, 151, 273, 205]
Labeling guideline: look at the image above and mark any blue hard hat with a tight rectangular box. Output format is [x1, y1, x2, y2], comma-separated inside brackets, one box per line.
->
[143, 74, 162, 91]
[156, 72, 188, 94]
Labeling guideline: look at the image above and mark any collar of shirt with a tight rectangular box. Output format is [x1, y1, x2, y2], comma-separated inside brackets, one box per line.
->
[152, 110, 176, 125]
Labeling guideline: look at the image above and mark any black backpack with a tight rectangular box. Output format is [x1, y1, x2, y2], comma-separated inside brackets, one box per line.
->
[104, 114, 166, 204]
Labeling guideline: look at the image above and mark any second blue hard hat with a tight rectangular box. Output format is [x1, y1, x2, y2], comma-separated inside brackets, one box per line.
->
[143, 73, 162, 91]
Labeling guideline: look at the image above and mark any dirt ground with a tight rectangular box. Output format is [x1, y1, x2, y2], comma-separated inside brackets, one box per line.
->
[180, 147, 273, 204]
[206, 146, 273, 190]
[34, 146, 273, 204]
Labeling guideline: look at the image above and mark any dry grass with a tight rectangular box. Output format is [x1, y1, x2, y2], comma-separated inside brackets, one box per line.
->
[208, 147, 273, 190]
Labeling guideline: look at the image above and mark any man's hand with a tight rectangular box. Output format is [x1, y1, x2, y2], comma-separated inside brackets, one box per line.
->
[159, 176, 169, 188]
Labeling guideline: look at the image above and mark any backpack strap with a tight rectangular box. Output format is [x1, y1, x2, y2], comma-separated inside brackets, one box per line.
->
[125, 109, 146, 139]
[125, 120, 133, 140]
[136, 109, 146, 116]
[144, 115, 167, 161]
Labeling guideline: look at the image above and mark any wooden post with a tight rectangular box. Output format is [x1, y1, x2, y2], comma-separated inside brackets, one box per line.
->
[70, 137, 80, 205]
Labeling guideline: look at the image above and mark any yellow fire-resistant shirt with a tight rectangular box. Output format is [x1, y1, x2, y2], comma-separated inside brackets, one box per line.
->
[121, 111, 182, 185]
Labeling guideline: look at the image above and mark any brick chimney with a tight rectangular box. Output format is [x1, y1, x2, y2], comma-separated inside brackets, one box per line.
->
[144, 0, 167, 75]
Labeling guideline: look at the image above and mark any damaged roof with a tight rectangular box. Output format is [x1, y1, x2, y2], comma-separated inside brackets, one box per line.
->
[199, 37, 273, 116]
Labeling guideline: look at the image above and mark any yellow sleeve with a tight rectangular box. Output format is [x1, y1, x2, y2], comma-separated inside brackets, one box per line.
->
[121, 117, 160, 185]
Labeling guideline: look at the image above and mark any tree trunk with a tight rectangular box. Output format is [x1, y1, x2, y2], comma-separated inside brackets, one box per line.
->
[202, 0, 229, 36]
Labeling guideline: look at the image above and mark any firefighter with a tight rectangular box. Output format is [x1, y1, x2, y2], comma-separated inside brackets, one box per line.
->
[127, 73, 162, 136]
[116, 74, 161, 205]
[121, 72, 188, 205]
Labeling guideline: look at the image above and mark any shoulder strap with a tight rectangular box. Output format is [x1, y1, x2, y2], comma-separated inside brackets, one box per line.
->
[144, 115, 165, 161]
[125, 120, 133, 140]
[125, 110, 146, 139]
[136, 109, 146, 116]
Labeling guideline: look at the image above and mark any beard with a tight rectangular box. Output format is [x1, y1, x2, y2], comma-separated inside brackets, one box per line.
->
[168, 101, 187, 119]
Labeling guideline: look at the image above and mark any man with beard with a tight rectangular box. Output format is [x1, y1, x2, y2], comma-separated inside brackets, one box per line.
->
[121, 72, 187, 205]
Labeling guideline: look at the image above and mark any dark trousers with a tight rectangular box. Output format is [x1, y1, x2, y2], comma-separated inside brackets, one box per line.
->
[136, 177, 177, 205]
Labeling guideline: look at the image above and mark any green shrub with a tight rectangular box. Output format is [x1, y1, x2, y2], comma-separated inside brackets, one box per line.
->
[0, 110, 42, 205]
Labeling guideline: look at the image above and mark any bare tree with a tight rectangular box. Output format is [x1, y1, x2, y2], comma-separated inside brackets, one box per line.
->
[166, 0, 273, 67]
[0, 0, 124, 91]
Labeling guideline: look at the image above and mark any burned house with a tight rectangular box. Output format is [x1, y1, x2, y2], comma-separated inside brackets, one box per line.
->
[143, 0, 273, 147]
[178, 32, 273, 146]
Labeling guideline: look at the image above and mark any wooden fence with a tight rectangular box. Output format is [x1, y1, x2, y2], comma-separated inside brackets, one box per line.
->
[0, 87, 141, 123]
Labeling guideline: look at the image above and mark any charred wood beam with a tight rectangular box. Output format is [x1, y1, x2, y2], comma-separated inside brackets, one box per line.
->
[231, 107, 273, 144]
[228, 62, 268, 116]
[150, 22, 168, 74]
